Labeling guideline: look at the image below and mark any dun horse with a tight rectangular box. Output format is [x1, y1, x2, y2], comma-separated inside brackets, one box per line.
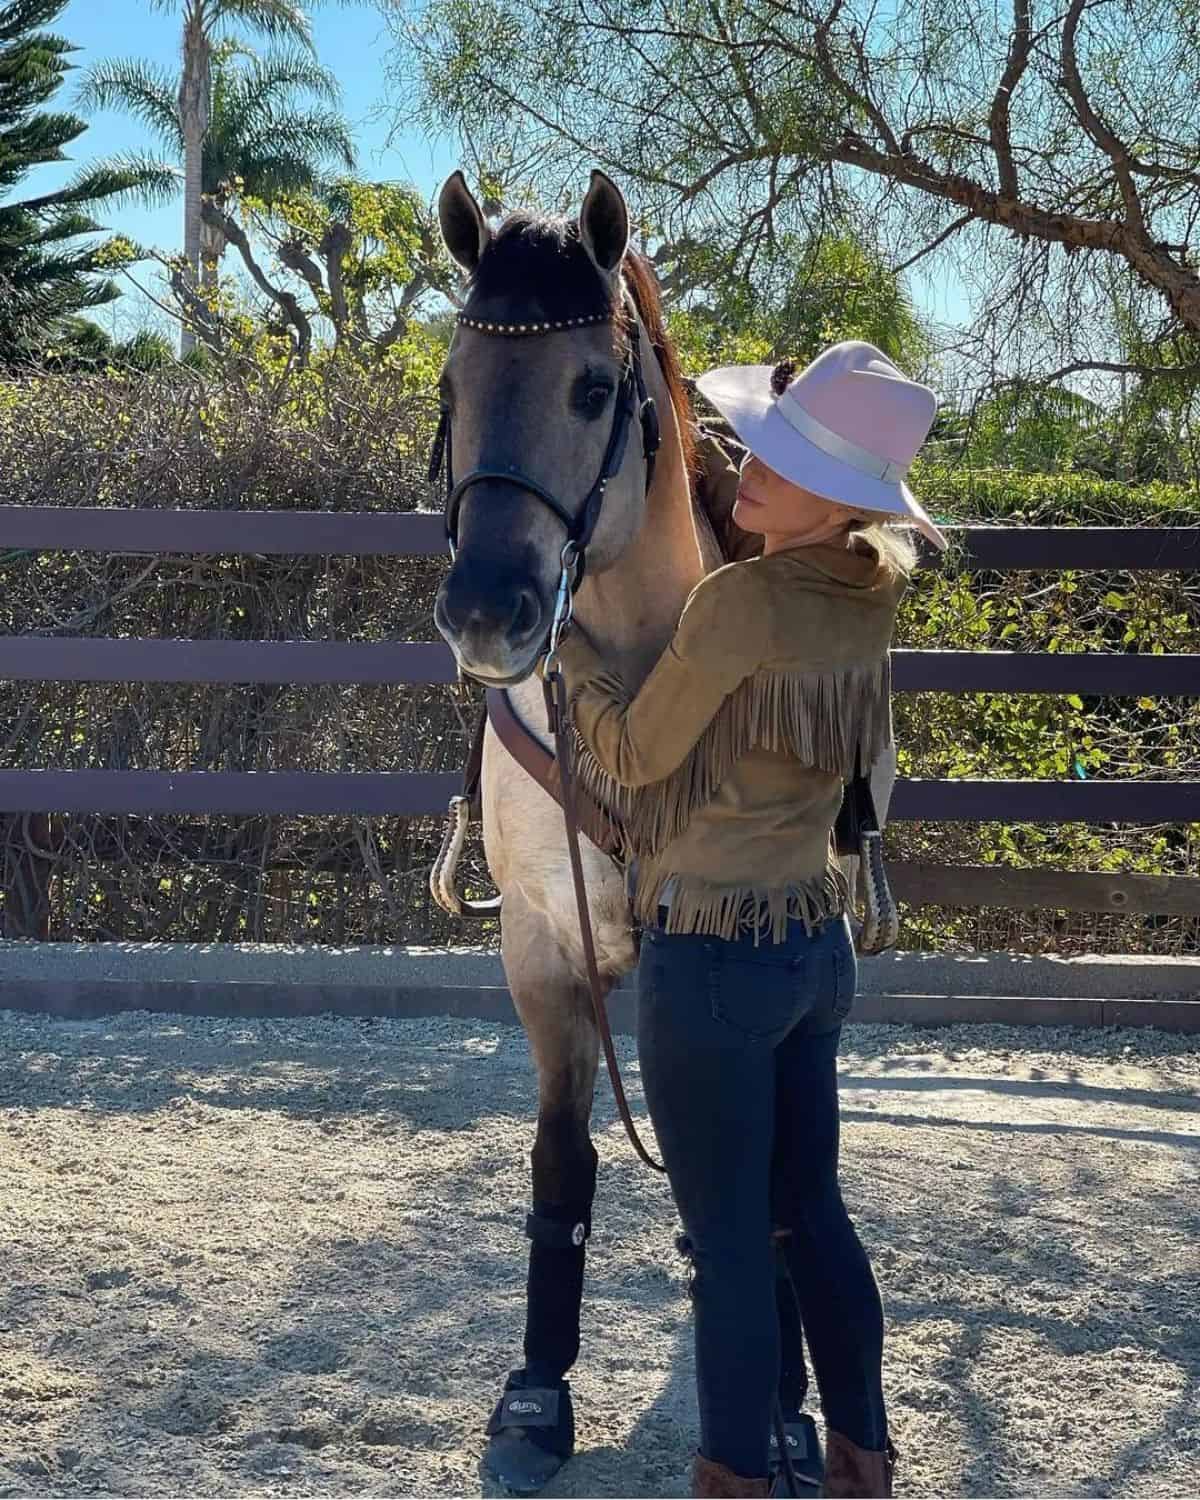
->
[431, 169, 895, 1493]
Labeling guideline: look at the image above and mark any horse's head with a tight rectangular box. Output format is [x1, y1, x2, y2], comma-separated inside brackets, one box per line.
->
[432, 170, 660, 685]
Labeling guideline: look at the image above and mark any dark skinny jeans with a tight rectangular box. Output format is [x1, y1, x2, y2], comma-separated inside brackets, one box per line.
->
[637, 912, 887, 1479]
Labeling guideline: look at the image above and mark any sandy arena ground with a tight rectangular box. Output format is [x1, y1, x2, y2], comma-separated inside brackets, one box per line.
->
[1, 1007, 1198, 1498]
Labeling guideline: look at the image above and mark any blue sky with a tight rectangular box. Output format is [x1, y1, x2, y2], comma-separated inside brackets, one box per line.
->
[39, 0, 454, 332]
[35, 1, 967, 336]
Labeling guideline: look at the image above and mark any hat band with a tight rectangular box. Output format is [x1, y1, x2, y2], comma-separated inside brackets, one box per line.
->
[778, 395, 909, 485]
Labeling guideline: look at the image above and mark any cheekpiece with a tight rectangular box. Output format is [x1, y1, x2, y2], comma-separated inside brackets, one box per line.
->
[456, 311, 613, 336]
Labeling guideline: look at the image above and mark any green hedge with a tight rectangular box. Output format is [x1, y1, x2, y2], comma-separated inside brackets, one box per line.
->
[914, 463, 1200, 526]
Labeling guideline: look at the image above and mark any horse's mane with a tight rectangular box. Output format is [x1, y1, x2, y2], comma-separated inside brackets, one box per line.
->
[621, 249, 697, 482]
[466, 212, 696, 484]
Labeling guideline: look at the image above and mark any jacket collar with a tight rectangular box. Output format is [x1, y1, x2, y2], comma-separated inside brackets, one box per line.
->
[767, 537, 888, 590]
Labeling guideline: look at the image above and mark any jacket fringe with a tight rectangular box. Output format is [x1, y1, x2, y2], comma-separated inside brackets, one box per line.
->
[635, 865, 849, 944]
[572, 659, 893, 857]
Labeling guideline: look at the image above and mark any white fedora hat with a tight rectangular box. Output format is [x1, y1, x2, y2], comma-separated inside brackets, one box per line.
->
[696, 340, 947, 550]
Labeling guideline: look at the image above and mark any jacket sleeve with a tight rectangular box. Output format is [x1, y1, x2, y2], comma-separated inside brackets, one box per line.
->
[555, 566, 767, 787]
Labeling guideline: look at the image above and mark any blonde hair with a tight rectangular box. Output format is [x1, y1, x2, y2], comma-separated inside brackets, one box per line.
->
[856, 521, 919, 579]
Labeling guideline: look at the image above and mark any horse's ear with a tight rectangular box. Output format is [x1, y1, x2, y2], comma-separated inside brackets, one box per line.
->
[438, 170, 491, 273]
[579, 169, 629, 275]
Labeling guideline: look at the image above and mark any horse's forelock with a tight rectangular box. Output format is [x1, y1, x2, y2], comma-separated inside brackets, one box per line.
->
[466, 212, 616, 322]
[464, 212, 696, 487]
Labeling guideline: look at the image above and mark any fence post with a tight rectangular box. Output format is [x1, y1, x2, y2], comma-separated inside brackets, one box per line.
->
[1, 812, 54, 940]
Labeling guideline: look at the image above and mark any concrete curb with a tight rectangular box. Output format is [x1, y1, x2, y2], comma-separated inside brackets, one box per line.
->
[2, 940, 1198, 996]
[2, 979, 1199, 1033]
[1, 941, 1197, 1031]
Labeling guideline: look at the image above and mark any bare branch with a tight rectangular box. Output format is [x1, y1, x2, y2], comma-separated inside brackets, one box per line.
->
[318, 220, 354, 349]
[1001, 356, 1200, 385]
[988, 0, 1032, 199]
[200, 198, 312, 364]
[833, 134, 1200, 331]
[807, 0, 900, 156]
[889, 213, 973, 276]
[1059, 0, 1146, 235]
[276, 239, 326, 299]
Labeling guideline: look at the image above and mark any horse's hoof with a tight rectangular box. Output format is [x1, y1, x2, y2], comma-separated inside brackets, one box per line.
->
[484, 1372, 574, 1495]
[483, 1429, 570, 1495]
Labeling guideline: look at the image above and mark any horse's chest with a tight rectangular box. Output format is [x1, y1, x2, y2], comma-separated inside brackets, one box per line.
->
[481, 687, 637, 980]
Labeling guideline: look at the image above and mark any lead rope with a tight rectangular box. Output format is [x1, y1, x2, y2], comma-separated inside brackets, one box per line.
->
[542, 545, 664, 1175]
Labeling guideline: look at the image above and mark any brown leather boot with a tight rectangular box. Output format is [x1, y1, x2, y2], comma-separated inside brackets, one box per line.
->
[691, 1452, 773, 1497]
[821, 1431, 896, 1498]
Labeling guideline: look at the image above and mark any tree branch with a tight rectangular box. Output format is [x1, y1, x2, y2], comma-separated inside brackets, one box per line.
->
[318, 220, 354, 349]
[889, 213, 973, 275]
[1059, 0, 1146, 236]
[807, 0, 899, 157]
[988, 0, 1032, 199]
[200, 199, 312, 364]
[1002, 356, 1200, 385]
[276, 238, 326, 299]
[831, 134, 1200, 331]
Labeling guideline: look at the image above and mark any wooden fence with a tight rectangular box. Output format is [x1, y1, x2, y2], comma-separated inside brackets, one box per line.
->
[1, 507, 1198, 941]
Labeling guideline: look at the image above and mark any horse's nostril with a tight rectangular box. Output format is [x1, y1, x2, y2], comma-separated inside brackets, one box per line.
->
[510, 587, 541, 641]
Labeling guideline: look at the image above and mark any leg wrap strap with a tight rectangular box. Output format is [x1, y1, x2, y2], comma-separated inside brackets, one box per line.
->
[526, 1211, 591, 1249]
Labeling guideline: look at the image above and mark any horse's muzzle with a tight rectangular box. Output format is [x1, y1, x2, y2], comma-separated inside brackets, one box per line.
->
[434, 570, 548, 684]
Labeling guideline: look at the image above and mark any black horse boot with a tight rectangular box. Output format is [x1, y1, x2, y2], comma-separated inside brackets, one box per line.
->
[771, 1230, 822, 1492]
[482, 1190, 592, 1494]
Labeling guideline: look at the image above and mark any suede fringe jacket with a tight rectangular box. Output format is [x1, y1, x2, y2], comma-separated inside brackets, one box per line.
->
[557, 540, 904, 942]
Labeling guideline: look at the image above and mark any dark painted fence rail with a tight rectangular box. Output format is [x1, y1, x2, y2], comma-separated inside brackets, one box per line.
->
[3, 638, 1200, 697]
[2, 509, 1199, 942]
[0, 509, 1197, 570]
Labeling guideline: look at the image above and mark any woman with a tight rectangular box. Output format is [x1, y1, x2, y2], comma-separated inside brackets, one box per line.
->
[552, 341, 945, 1499]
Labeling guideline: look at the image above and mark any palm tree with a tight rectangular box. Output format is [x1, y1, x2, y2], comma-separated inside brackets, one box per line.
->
[82, 40, 354, 292]
[86, 1, 322, 353]
[0, 0, 176, 363]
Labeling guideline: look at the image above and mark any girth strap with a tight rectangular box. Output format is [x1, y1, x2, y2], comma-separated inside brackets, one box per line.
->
[462, 700, 488, 811]
[486, 688, 624, 859]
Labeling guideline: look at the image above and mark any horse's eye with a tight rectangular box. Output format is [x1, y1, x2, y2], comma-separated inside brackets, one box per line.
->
[580, 381, 614, 417]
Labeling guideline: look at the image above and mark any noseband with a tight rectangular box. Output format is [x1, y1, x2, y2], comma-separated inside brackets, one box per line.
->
[427, 297, 661, 592]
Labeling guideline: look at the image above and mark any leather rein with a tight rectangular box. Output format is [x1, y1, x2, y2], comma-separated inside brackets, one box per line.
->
[430, 294, 665, 1174]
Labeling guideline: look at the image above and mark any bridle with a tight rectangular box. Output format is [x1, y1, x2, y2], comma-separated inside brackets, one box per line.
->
[427, 288, 667, 1176]
[427, 296, 662, 607]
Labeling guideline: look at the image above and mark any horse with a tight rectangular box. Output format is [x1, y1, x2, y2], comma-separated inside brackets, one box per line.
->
[430, 168, 896, 1493]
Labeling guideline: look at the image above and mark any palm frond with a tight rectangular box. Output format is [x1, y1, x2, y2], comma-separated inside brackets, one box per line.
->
[242, 106, 354, 167]
[240, 46, 342, 106]
[211, 0, 315, 50]
[75, 58, 183, 151]
[220, 148, 324, 198]
[21, 155, 181, 214]
[102, 151, 183, 206]
[27, 209, 102, 246]
[0, 0, 70, 43]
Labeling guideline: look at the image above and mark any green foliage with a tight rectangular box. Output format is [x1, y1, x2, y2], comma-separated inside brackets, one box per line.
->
[890, 529, 1199, 950]
[912, 463, 1200, 525]
[227, 176, 456, 365]
[405, 0, 1200, 404]
[80, 39, 355, 214]
[936, 375, 1200, 487]
[664, 231, 931, 375]
[0, 0, 169, 361]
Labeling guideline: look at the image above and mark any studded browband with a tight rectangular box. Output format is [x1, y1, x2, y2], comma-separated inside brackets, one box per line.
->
[456, 311, 612, 336]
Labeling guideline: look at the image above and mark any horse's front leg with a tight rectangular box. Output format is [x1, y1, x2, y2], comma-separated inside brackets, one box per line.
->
[483, 886, 601, 1495]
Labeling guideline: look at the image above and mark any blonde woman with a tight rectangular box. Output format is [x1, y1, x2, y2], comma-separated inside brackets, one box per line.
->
[554, 342, 944, 1499]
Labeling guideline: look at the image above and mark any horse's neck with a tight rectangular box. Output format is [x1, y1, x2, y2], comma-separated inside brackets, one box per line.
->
[573, 360, 710, 688]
